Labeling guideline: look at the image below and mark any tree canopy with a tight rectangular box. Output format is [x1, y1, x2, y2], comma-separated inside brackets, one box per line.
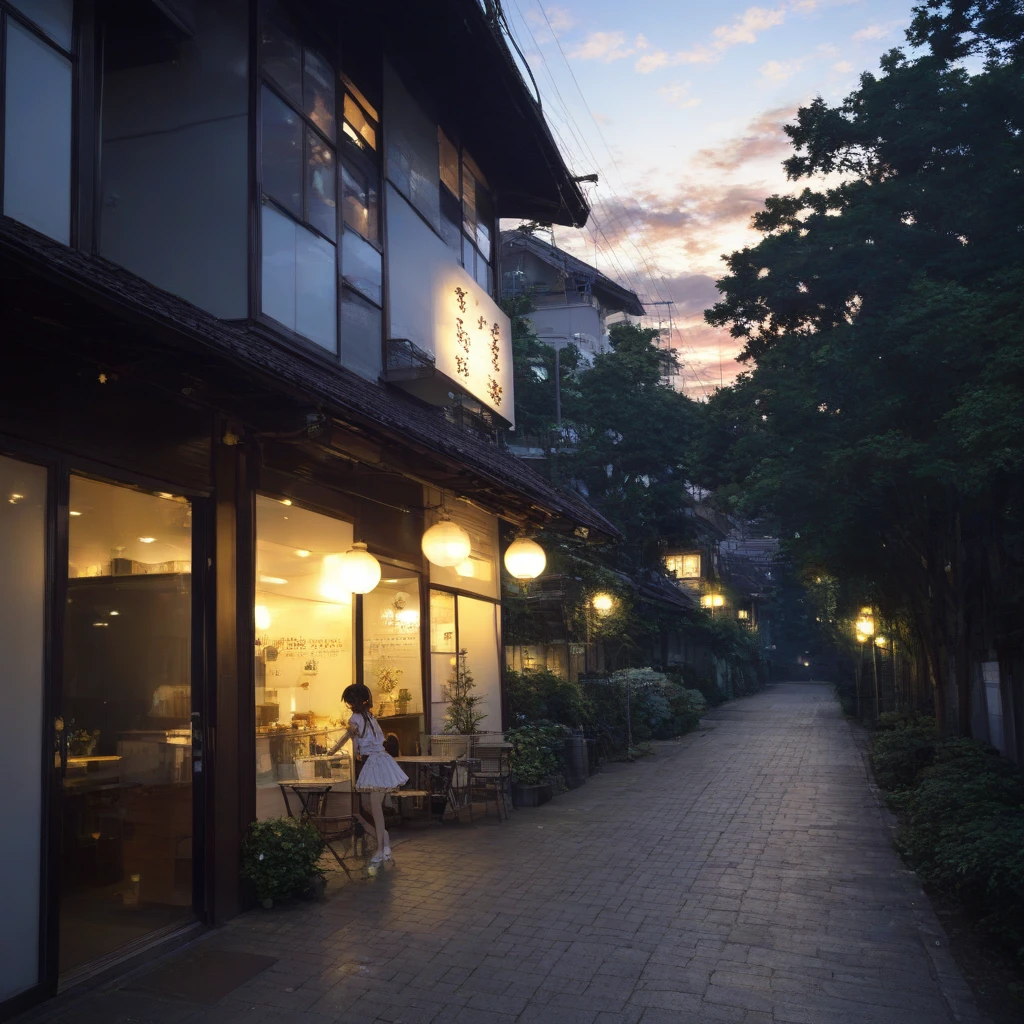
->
[697, 5, 1024, 732]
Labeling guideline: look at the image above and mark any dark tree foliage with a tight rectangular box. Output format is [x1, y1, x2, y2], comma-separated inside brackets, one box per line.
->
[699, 7, 1024, 733]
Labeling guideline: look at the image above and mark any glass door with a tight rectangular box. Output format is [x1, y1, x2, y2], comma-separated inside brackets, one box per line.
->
[59, 477, 195, 974]
[0, 456, 47, 1005]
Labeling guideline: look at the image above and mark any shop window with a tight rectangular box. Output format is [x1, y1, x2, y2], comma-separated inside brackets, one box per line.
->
[254, 496, 355, 820]
[363, 576, 423, 756]
[62, 477, 194, 971]
[0, 456, 45, 1002]
[429, 589, 501, 735]
[2, 4, 73, 244]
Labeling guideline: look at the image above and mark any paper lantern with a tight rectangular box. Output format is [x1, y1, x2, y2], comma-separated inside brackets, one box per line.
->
[421, 518, 472, 567]
[320, 543, 380, 598]
[592, 592, 614, 614]
[504, 537, 546, 581]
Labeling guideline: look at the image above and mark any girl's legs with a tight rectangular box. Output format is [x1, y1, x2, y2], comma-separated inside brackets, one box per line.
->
[356, 794, 377, 844]
[368, 791, 389, 857]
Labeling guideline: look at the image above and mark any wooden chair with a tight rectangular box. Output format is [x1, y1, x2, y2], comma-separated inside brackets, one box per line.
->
[470, 746, 512, 820]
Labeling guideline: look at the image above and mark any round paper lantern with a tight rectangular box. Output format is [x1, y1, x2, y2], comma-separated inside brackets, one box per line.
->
[422, 518, 472, 567]
[504, 537, 546, 581]
[338, 542, 381, 594]
[592, 592, 614, 614]
[320, 544, 380, 598]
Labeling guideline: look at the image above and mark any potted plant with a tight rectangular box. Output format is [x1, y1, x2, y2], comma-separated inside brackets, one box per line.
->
[395, 688, 412, 715]
[506, 723, 565, 807]
[439, 650, 485, 747]
[241, 817, 326, 908]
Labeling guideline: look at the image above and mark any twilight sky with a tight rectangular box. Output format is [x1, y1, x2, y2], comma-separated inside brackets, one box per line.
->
[500, 0, 919, 396]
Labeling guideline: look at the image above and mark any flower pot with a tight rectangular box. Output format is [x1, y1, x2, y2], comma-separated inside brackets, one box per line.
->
[511, 782, 553, 808]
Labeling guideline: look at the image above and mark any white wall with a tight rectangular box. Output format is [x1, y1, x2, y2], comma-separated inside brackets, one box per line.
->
[100, 0, 249, 319]
[387, 185, 513, 424]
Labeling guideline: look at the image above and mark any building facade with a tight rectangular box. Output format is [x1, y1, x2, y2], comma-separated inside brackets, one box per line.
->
[0, 0, 614, 1013]
[500, 230, 645, 365]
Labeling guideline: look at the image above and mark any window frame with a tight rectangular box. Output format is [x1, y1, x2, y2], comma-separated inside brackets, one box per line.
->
[252, 0, 385, 368]
[437, 127, 497, 299]
[0, 0, 79, 248]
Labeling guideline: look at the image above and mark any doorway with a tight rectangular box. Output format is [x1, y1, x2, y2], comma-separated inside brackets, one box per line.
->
[59, 476, 198, 974]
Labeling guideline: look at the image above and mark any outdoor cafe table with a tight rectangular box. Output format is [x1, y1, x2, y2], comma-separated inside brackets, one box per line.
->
[394, 755, 473, 822]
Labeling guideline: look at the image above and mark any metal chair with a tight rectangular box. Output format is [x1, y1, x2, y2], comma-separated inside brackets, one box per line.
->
[470, 746, 512, 820]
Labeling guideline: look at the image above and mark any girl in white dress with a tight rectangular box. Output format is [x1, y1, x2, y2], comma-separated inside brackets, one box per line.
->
[329, 683, 408, 870]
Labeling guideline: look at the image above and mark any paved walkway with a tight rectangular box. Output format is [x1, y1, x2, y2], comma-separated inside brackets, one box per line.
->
[28, 682, 984, 1024]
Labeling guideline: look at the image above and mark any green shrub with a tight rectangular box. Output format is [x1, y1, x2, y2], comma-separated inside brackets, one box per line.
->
[242, 818, 325, 904]
[888, 736, 1024, 964]
[870, 717, 938, 791]
[666, 666, 727, 707]
[505, 722, 566, 785]
[506, 668, 593, 728]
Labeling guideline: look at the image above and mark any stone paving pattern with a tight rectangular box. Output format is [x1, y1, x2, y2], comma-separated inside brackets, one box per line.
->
[26, 682, 985, 1024]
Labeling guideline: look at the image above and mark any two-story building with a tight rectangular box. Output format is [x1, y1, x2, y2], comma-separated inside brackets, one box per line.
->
[500, 229, 645, 365]
[0, 0, 617, 1013]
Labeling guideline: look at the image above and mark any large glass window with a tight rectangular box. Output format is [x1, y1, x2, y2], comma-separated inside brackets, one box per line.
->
[259, 3, 337, 350]
[438, 130, 495, 296]
[2, 2, 73, 244]
[429, 590, 501, 736]
[363, 576, 423, 757]
[61, 478, 194, 973]
[0, 456, 46, 1002]
[254, 496, 355, 819]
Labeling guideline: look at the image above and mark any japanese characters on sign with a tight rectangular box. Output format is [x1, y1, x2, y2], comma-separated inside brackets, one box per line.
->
[444, 282, 510, 419]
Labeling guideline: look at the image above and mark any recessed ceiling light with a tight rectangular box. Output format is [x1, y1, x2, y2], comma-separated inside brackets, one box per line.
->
[295, 549, 310, 558]
[92, 622, 109, 627]
[260, 575, 288, 585]
[156, 492, 174, 499]
[69, 510, 83, 516]
[280, 499, 293, 506]
[109, 611, 119, 616]
[138, 537, 156, 543]
[8, 493, 23, 504]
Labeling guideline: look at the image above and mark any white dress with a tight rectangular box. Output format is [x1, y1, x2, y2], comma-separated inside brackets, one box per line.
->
[351, 714, 409, 792]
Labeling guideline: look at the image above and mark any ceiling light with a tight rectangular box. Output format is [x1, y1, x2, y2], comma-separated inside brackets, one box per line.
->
[109, 611, 119, 616]
[92, 622, 108, 627]
[69, 510, 82, 516]
[138, 537, 156, 543]
[280, 499, 293, 506]
[259, 575, 288, 585]
[295, 549, 310, 558]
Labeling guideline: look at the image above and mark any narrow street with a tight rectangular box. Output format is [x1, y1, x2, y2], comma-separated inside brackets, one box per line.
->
[29, 684, 983, 1024]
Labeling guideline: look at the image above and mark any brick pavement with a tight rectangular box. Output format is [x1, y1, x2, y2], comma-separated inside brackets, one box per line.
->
[24, 682, 985, 1024]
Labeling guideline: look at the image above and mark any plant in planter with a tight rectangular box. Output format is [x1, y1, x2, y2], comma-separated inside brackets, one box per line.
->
[395, 688, 412, 715]
[506, 722, 566, 807]
[241, 817, 325, 907]
[442, 650, 485, 735]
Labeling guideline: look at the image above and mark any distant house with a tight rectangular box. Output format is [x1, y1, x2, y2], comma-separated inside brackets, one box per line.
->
[501, 230, 645, 364]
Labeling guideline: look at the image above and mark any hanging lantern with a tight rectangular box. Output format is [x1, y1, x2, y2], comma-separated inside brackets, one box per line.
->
[592, 592, 614, 615]
[320, 543, 381, 598]
[504, 537, 546, 581]
[421, 515, 472, 568]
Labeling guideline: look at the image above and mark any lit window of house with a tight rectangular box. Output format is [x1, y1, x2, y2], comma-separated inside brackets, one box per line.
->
[666, 553, 701, 579]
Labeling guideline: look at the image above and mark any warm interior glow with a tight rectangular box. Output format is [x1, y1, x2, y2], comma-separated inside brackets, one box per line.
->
[254, 605, 271, 631]
[737, 609, 749, 620]
[701, 594, 725, 609]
